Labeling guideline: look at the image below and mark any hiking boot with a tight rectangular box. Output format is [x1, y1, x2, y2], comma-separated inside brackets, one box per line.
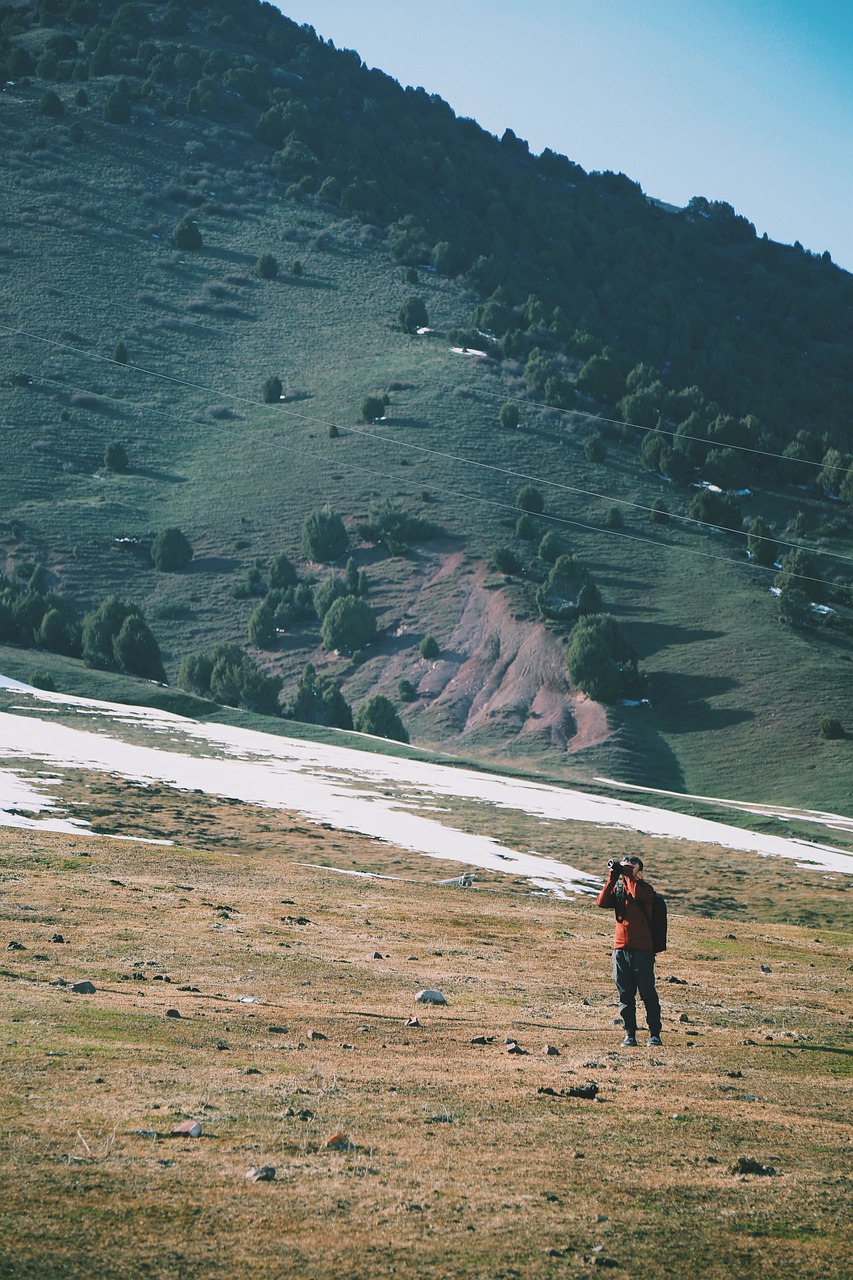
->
[621, 1034, 637, 1047]
[648, 1035, 663, 1047]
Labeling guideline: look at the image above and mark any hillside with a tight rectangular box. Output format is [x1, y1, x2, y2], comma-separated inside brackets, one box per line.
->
[1, 0, 852, 811]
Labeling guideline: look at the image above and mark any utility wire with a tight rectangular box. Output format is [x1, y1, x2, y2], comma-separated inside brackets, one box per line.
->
[3, 323, 850, 590]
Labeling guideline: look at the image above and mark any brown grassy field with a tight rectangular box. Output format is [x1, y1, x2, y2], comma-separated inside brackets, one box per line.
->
[0, 823, 850, 1280]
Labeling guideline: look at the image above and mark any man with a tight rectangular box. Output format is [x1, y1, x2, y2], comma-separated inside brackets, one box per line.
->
[596, 856, 663, 1047]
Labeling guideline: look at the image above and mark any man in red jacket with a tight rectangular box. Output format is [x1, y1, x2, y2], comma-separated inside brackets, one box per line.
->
[597, 856, 663, 1047]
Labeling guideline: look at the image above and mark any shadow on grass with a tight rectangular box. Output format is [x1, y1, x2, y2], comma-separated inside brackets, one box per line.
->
[134, 467, 188, 484]
[188, 556, 241, 575]
[762, 1044, 853, 1057]
[628, 621, 727, 659]
[646, 672, 753, 734]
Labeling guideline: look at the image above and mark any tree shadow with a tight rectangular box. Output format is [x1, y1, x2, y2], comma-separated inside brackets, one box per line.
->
[187, 556, 241, 575]
[133, 467, 188, 484]
[647, 670, 754, 734]
[627, 621, 728, 660]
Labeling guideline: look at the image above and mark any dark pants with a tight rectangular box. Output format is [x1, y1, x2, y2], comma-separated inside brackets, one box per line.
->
[613, 948, 661, 1037]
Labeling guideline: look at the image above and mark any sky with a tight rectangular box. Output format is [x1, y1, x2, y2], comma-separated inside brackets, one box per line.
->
[275, 1, 853, 272]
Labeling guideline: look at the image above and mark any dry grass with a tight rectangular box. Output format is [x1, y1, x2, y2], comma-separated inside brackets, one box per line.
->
[0, 826, 850, 1279]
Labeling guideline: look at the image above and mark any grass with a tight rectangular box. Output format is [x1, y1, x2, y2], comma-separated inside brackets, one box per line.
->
[1, 77, 852, 813]
[0, 823, 850, 1279]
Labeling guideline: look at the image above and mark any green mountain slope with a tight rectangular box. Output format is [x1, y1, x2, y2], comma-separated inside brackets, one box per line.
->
[1, 0, 852, 812]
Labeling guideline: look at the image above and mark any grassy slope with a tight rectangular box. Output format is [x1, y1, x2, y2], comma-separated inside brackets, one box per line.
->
[0, 826, 850, 1280]
[1, 77, 852, 812]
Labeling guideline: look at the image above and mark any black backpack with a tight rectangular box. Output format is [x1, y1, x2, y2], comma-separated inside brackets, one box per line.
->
[637, 892, 668, 954]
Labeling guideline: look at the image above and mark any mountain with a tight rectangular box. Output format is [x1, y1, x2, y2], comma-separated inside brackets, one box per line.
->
[1, 0, 851, 812]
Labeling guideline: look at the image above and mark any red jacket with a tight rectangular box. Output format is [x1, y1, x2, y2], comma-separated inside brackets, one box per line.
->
[596, 873, 656, 951]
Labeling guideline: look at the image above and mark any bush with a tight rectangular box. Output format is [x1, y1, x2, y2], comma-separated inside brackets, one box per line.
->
[302, 507, 347, 563]
[152, 526, 193, 572]
[360, 394, 386, 422]
[491, 546, 521, 575]
[255, 253, 278, 279]
[538, 531, 563, 563]
[247, 601, 277, 648]
[819, 716, 845, 740]
[398, 295, 428, 333]
[262, 375, 283, 403]
[29, 669, 56, 692]
[747, 516, 776, 566]
[285, 663, 352, 730]
[103, 91, 131, 124]
[312, 574, 351, 622]
[775, 549, 826, 603]
[516, 484, 544, 514]
[113, 340, 128, 364]
[537, 555, 601, 621]
[603, 506, 624, 530]
[358, 500, 437, 555]
[515, 514, 535, 541]
[566, 613, 643, 703]
[321, 596, 376, 653]
[268, 552, 298, 590]
[650, 499, 669, 525]
[171, 215, 202, 250]
[688, 489, 743, 533]
[354, 694, 409, 743]
[584, 434, 608, 464]
[113, 614, 166, 681]
[398, 678, 417, 703]
[499, 401, 519, 430]
[419, 634, 440, 660]
[103, 440, 128, 472]
[39, 90, 64, 117]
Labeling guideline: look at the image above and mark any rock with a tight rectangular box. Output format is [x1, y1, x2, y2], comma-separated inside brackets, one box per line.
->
[542, 1044, 560, 1056]
[170, 1120, 202, 1138]
[71, 980, 96, 994]
[404, 1017, 421, 1027]
[566, 1083, 599, 1099]
[732, 1156, 776, 1176]
[307, 1028, 327, 1041]
[244, 1067, 262, 1075]
[7, 941, 26, 951]
[505, 1041, 527, 1055]
[245, 1166, 276, 1182]
[109, 879, 125, 887]
[371, 951, 383, 959]
[325, 1131, 355, 1151]
[164, 1008, 182, 1018]
[415, 989, 446, 1005]
[680, 1013, 690, 1023]
[470, 1035, 494, 1045]
[134, 1128, 160, 1139]
[268, 1025, 288, 1035]
[666, 975, 687, 984]
[339, 1043, 354, 1050]
[50, 934, 65, 943]
[760, 964, 772, 973]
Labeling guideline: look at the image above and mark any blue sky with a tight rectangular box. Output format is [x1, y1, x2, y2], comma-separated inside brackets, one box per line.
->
[276, 1, 852, 272]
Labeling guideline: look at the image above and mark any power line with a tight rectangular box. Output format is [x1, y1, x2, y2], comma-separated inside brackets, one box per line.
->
[3, 322, 849, 591]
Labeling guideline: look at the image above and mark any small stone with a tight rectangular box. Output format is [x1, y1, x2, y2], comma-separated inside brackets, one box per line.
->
[404, 1017, 421, 1027]
[71, 980, 96, 994]
[51, 934, 65, 944]
[170, 1120, 202, 1138]
[165, 1008, 182, 1018]
[470, 1035, 493, 1045]
[371, 951, 383, 959]
[760, 964, 772, 973]
[245, 1166, 276, 1182]
[415, 989, 447, 1005]
[666, 975, 687, 984]
[339, 1043, 354, 1050]
[542, 1044, 560, 1056]
[680, 1013, 690, 1023]
[732, 1156, 776, 1177]
[307, 1028, 327, 1041]
[109, 879, 125, 887]
[7, 941, 26, 951]
[244, 1067, 262, 1075]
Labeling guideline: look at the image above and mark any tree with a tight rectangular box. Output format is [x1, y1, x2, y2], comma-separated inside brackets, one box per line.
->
[268, 552, 298, 590]
[286, 663, 353, 730]
[262, 375, 283, 403]
[171, 216, 202, 250]
[584, 434, 608, 464]
[247, 600, 277, 648]
[39, 90, 64, 117]
[178, 651, 214, 696]
[603, 506, 624, 529]
[312, 574, 350, 622]
[537, 555, 601, 621]
[255, 253, 278, 280]
[816, 448, 848, 497]
[650, 499, 669, 525]
[419, 634, 440, 659]
[113, 614, 166, 681]
[516, 484, 544, 514]
[775, 549, 825, 603]
[576, 355, 625, 406]
[566, 614, 643, 703]
[321, 596, 376, 653]
[103, 440, 128, 473]
[819, 716, 844, 740]
[103, 91, 131, 124]
[515, 514, 535, 541]
[360, 394, 386, 422]
[704, 447, 749, 492]
[688, 490, 742, 533]
[398, 295, 428, 333]
[81, 597, 140, 670]
[113, 341, 128, 364]
[538, 531, 563, 563]
[747, 516, 776, 567]
[302, 507, 347, 563]
[491, 546, 521, 575]
[499, 402, 519, 431]
[354, 694, 408, 743]
[152, 527, 193, 572]
[398, 678, 417, 703]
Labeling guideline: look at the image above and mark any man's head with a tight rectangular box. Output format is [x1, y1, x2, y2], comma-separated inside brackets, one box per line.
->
[623, 856, 644, 879]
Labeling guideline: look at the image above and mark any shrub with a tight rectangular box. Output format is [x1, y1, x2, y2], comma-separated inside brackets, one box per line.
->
[688, 489, 742, 533]
[515, 514, 535, 541]
[538, 531, 563, 563]
[255, 253, 278, 279]
[360, 394, 386, 422]
[29, 669, 56, 692]
[262, 375, 283, 403]
[177, 651, 214, 696]
[516, 484, 544, 514]
[398, 295, 428, 333]
[747, 516, 776, 566]
[171, 215, 202, 250]
[537, 555, 601, 621]
[603, 506, 624, 529]
[113, 614, 166, 681]
[152, 526, 193, 572]
[566, 613, 643, 703]
[312, 574, 350, 622]
[775, 549, 826, 603]
[103, 91, 131, 124]
[247, 600, 277, 648]
[354, 694, 408, 743]
[321, 596, 376, 653]
[499, 401, 519, 430]
[103, 440, 128, 472]
[491, 546, 521, 575]
[268, 552, 298, 590]
[584, 434, 608, 464]
[302, 507, 347, 563]
[650, 499, 669, 525]
[113, 340, 128, 364]
[398, 678, 417, 703]
[286, 663, 352, 730]
[419, 634, 440, 660]
[39, 90, 64, 117]
[358, 500, 437, 555]
[820, 716, 845, 740]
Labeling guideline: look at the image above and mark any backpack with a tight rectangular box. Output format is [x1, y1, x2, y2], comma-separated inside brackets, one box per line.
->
[637, 892, 668, 953]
